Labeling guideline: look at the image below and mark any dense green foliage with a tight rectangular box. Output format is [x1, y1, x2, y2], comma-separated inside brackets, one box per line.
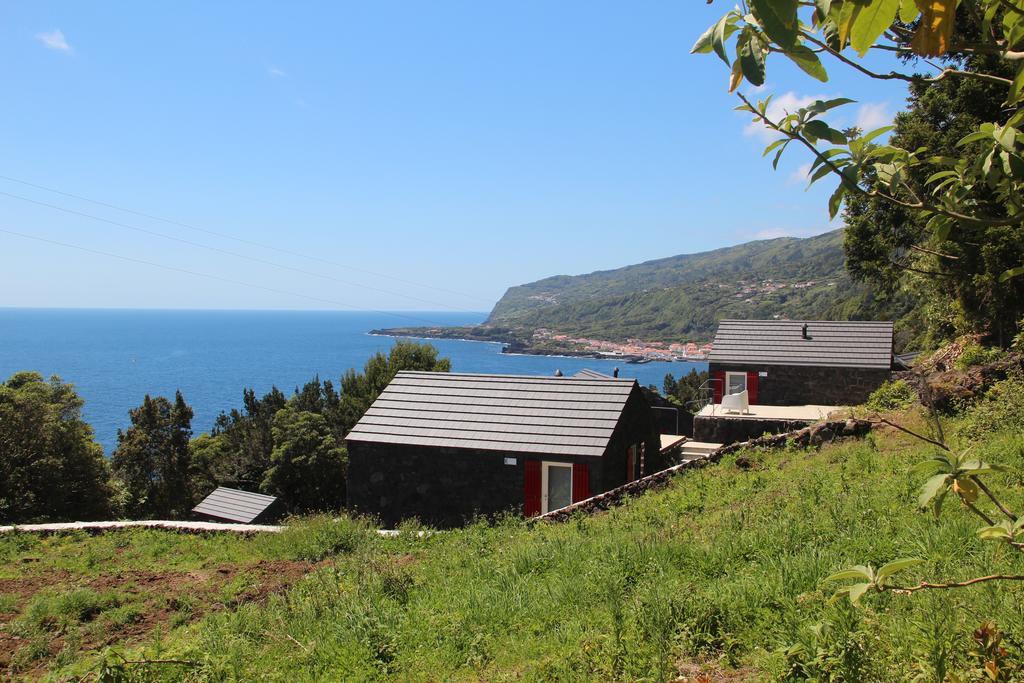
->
[699, 0, 1024, 346]
[263, 406, 347, 512]
[485, 229, 914, 344]
[661, 369, 710, 410]
[865, 379, 916, 412]
[0, 372, 111, 523]
[111, 392, 195, 520]
[5, 397, 1023, 680]
[844, 46, 1024, 346]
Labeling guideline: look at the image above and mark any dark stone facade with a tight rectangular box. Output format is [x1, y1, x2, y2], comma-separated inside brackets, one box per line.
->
[711, 363, 891, 406]
[693, 415, 811, 444]
[346, 384, 660, 528]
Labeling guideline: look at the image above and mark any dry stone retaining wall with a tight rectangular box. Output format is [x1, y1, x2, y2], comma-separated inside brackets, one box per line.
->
[536, 418, 873, 522]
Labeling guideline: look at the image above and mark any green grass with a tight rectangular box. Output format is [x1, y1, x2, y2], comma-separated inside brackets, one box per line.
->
[6, 409, 1024, 681]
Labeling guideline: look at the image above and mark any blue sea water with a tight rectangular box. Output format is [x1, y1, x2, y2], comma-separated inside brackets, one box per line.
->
[0, 309, 707, 454]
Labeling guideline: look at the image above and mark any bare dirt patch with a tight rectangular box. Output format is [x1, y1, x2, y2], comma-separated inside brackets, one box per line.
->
[0, 560, 319, 678]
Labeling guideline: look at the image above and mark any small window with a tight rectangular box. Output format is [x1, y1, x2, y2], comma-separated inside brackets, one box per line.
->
[726, 371, 747, 396]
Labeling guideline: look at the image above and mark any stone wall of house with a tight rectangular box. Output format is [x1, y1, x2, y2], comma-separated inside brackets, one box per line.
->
[599, 385, 664, 491]
[712, 363, 891, 406]
[346, 442, 605, 528]
[693, 415, 812, 444]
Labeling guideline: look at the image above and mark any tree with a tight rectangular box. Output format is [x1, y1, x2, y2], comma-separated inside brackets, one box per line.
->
[111, 391, 194, 519]
[0, 371, 111, 523]
[696, 0, 1024, 344]
[338, 341, 451, 434]
[662, 369, 710, 410]
[262, 406, 346, 512]
[206, 386, 287, 490]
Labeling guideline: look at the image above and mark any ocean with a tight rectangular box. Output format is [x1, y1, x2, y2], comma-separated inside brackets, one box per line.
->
[0, 309, 708, 454]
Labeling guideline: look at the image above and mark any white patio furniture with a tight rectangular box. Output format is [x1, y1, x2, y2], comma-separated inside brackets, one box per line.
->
[720, 389, 749, 415]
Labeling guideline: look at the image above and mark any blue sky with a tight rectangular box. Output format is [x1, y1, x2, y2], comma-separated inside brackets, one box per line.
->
[0, 2, 909, 316]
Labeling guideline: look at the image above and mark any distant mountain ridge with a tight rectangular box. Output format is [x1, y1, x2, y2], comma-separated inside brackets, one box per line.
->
[484, 228, 909, 343]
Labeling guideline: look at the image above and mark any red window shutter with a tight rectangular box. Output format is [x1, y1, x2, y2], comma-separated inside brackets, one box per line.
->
[572, 463, 590, 503]
[746, 371, 759, 404]
[523, 459, 542, 516]
[712, 370, 725, 403]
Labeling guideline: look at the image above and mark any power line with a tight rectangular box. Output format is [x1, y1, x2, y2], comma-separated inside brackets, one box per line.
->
[0, 227, 463, 327]
[0, 173, 492, 305]
[0, 190, 479, 313]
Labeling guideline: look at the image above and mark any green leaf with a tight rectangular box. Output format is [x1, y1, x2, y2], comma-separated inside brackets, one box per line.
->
[737, 30, 767, 87]
[803, 120, 847, 144]
[910, 456, 951, 478]
[848, 582, 872, 605]
[834, 1, 863, 47]
[919, 473, 951, 509]
[995, 125, 1019, 153]
[857, 125, 895, 146]
[828, 180, 846, 218]
[1006, 67, 1024, 106]
[898, 0, 919, 23]
[825, 566, 873, 582]
[772, 140, 791, 169]
[926, 170, 958, 185]
[877, 557, 923, 583]
[783, 44, 829, 82]
[691, 20, 719, 54]
[851, 0, 900, 56]
[750, 0, 800, 48]
[808, 162, 835, 187]
[978, 524, 1013, 541]
[763, 138, 788, 157]
[712, 15, 733, 66]
[1000, 265, 1024, 282]
[808, 97, 856, 114]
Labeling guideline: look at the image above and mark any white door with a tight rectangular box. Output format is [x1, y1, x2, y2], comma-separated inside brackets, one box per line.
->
[541, 462, 573, 513]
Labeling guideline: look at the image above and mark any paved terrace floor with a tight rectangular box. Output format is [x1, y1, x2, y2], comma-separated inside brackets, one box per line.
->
[696, 403, 844, 421]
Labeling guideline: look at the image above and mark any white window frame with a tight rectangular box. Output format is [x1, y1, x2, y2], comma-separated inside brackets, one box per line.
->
[541, 461, 573, 514]
[725, 371, 747, 396]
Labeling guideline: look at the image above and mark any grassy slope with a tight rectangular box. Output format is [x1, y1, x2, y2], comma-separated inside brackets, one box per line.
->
[4, 416, 1024, 681]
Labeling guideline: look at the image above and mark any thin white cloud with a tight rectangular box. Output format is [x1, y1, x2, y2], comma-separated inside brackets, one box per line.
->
[855, 101, 892, 132]
[743, 90, 830, 143]
[787, 162, 813, 186]
[268, 66, 287, 78]
[36, 29, 72, 53]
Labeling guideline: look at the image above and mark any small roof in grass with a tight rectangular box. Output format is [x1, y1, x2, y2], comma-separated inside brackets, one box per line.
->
[346, 370, 638, 457]
[192, 486, 280, 524]
[708, 319, 894, 369]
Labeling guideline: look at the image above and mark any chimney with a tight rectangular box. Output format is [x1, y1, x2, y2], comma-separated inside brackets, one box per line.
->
[613, 367, 619, 378]
[554, 369, 563, 377]
[801, 323, 809, 339]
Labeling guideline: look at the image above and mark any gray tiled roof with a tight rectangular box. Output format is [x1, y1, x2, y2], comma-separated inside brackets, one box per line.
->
[574, 368, 614, 379]
[192, 486, 278, 524]
[708, 319, 894, 369]
[345, 371, 637, 457]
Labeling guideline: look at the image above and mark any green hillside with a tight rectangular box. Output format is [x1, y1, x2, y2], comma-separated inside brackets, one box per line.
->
[486, 229, 912, 343]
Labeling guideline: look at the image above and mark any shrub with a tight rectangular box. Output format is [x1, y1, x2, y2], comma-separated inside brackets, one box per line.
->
[865, 380, 916, 412]
[259, 514, 374, 561]
[956, 372, 1024, 438]
[954, 343, 1004, 370]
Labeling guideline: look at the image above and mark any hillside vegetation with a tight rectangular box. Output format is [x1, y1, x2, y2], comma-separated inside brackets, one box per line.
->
[486, 229, 913, 344]
[4, 381, 1024, 681]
